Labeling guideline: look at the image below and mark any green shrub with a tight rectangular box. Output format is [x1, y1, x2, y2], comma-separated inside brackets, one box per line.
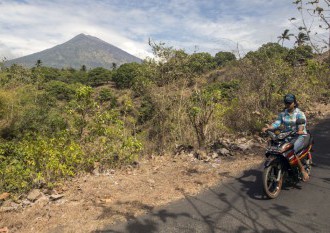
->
[87, 67, 112, 87]
[45, 80, 76, 101]
[245, 43, 289, 62]
[138, 97, 155, 124]
[205, 80, 240, 99]
[286, 45, 314, 66]
[85, 110, 143, 168]
[188, 52, 216, 74]
[214, 51, 236, 66]
[98, 88, 117, 107]
[0, 133, 87, 193]
[112, 63, 143, 89]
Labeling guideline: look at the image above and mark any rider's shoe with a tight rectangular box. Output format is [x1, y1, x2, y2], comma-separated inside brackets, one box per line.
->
[302, 170, 309, 182]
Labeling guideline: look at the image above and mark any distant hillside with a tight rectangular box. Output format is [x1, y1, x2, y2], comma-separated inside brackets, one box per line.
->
[5, 34, 142, 69]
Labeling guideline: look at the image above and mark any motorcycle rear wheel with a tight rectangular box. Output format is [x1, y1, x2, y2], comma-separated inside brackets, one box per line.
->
[263, 164, 283, 199]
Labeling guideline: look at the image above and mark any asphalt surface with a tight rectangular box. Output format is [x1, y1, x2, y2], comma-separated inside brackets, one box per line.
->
[99, 118, 330, 233]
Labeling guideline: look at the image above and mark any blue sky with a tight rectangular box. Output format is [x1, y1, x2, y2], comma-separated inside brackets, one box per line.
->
[0, 0, 324, 60]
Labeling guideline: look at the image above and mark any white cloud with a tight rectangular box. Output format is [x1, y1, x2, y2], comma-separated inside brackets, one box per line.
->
[0, 0, 324, 60]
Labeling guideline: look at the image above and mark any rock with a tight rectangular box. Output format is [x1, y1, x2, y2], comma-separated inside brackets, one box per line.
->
[218, 139, 231, 149]
[187, 153, 194, 157]
[195, 150, 208, 160]
[1, 206, 17, 212]
[218, 148, 230, 156]
[109, 169, 115, 174]
[255, 136, 265, 144]
[237, 140, 255, 151]
[50, 194, 64, 201]
[22, 199, 32, 207]
[252, 142, 263, 148]
[0, 227, 9, 233]
[230, 144, 239, 150]
[147, 179, 155, 184]
[1, 200, 13, 207]
[252, 111, 261, 116]
[105, 169, 115, 176]
[100, 198, 113, 204]
[211, 152, 218, 159]
[33, 195, 49, 207]
[203, 156, 211, 162]
[27, 189, 42, 202]
[42, 189, 53, 195]
[92, 168, 100, 176]
[132, 161, 140, 168]
[175, 144, 194, 155]
[0, 201, 20, 212]
[237, 144, 251, 151]
[0, 192, 10, 201]
[210, 140, 222, 150]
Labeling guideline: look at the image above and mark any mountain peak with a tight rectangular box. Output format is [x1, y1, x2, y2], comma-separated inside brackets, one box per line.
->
[68, 33, 95, 43]
[5, 34, 142, 69]
[76, 33, 88, 37]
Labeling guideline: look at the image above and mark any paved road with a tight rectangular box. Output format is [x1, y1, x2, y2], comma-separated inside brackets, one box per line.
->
[100, 118, 330, 233]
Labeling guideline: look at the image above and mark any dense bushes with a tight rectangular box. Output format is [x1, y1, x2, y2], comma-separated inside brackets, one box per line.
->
[112, 63, 144, 89]
[214, 51, 237, 66]
[0, 41, 329, 194]
[0, 134, 86, 192]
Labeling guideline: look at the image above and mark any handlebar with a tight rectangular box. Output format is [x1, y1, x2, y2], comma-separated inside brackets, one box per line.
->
[265, 129, 296, 140]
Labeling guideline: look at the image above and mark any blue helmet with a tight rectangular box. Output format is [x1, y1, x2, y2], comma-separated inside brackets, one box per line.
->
[284, 93, 296, 104]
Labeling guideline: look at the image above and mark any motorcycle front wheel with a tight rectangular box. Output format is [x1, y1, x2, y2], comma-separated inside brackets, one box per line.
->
[263, 163, 284, 199]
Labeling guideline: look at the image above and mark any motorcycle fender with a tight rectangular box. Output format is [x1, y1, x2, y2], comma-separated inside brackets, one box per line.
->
[264, 157, 276, 168]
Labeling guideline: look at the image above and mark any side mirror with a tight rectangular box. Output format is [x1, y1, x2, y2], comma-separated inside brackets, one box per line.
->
[296, 118, 306, 125]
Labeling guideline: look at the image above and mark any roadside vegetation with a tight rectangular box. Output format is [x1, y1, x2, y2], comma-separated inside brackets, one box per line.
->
[1, 0, 330, 193]
[1, 41, 329, 195]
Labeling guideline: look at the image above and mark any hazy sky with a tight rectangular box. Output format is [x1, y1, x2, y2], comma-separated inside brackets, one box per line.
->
[0, 0, 318, 60]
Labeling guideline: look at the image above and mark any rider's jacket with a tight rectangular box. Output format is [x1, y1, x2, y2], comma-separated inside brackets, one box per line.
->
[271, 108, 307, 134]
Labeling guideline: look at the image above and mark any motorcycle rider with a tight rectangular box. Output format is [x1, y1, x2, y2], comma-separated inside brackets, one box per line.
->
[262, 93, 309, 181]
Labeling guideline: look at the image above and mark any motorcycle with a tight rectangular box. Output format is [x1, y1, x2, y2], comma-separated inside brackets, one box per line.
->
[262, 119, 313, 199]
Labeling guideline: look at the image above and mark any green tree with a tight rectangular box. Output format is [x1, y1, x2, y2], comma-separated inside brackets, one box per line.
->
[45, 80, 76, 101]
[112, 63, 117, 70]
[277, 29, 294, 46]
[286, 45, 314, 65]
[292, 0, 330, 54]
[187, 89, 222, 148]
[112, 62, 143, 89]
[245, 43, 289, 62]
[98, 88, 117, 107]
[295, 32, 309, 46]
[68, 86, 97, 138]
[80, 65, 87, 72]
[35, 59, 42, 67]
[214, 51, 236, 67]
[188, 52, 216, 74]
[87, 67, 112, 87]
[86, 109, 142, 167]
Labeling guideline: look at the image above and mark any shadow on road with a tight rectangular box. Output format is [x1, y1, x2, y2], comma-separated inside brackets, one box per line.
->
[96, 118, 330, 233]
[93, 208, 191, 233]
[310, 118, 330, 167]
[235, 169, 267, 200]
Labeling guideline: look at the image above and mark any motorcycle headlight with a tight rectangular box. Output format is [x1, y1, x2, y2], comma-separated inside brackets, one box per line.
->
[277, 132, 290, 140]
